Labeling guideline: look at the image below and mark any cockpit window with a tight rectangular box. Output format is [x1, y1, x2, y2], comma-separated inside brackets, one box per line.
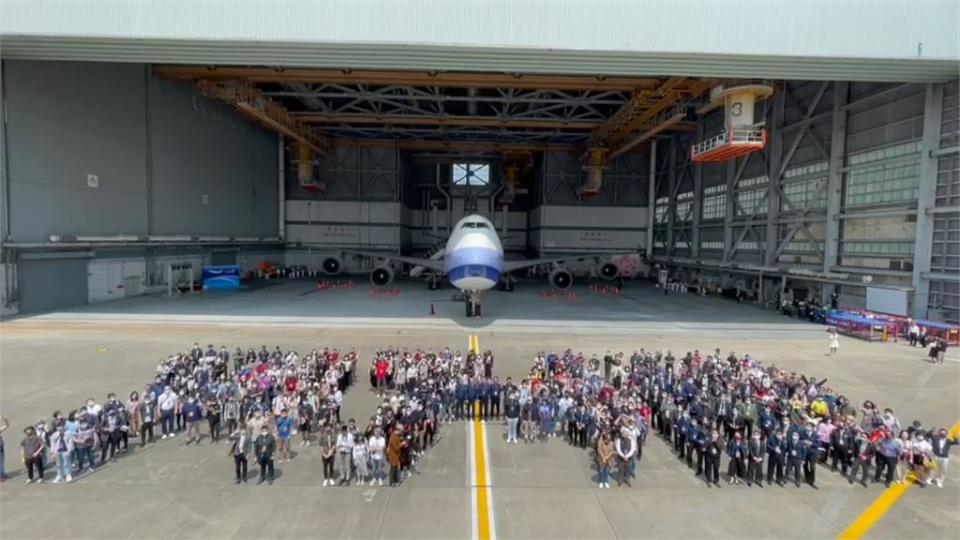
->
[460, 222, 489, 229]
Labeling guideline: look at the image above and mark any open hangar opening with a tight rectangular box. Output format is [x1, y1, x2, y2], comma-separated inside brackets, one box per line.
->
[0, 63, 956, 323]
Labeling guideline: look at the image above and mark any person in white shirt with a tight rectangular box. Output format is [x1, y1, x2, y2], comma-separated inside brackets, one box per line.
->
[335, 425, 354, 485]
[368, 429, 386, 486]
[352, 434, 369, 486]
[157, 387, 178, 439]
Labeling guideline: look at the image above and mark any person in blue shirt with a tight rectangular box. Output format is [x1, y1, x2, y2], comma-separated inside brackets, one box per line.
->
[726, 432, 747, 485]
[276, 408, 294, 465]
[181, 395, 203, 445]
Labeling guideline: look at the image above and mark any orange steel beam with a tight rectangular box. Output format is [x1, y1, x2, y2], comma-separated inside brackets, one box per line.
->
[155, 66, 659, 92]
[334, 139, 576, 153]
[197, 79, 329, 154]
[586, 77, 714, 153]
[297, 113, 600, 130]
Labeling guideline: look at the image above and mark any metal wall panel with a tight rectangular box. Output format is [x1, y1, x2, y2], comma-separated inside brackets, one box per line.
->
[19, 258, 88, 313]
[2, 1, 957, 81]
[149, 77, 279, 236]
[5, 60, 149, 241]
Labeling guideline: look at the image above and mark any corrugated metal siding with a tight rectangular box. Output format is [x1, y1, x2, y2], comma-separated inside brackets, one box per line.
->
[2, 0, 958, 59]
[0, 0, 957, 82]
[1, 37, 957, 82]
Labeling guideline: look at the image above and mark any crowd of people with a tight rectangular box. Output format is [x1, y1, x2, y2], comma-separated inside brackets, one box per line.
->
[11, 343, 359, 485]
[516, 349, 956, 490]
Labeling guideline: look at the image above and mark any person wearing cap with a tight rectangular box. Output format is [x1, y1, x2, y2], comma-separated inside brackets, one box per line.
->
[254, 425, 275, 485]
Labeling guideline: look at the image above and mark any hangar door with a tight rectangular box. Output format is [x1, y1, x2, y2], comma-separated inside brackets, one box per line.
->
[19, 258, 89, 313]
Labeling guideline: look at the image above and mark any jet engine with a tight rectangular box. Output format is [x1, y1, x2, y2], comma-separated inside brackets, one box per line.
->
[321, 255, 343, 276]
[548, 268, 573, 290]
[369, 266, 394, 287]
[597, 262, 619, 281]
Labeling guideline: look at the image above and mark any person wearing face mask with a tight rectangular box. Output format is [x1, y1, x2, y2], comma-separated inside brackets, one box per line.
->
[703, 429, 722, 487]
[785, 432, 805, 488]
[319, 424, 337, 486]
[48, 423, 74, 483]
[20, 427, 45, 485]
[336, 424, 354, 486]
[726, 432, 747, 485]
[930, 427, 957, 488]
[98, 409, 122, 463]
[799, 422, 818, 488]
[848, 427, 875, 487]
[874, 430, 901, 487]
[747, 431, 765, 487]
[227, 425, 252, 484]
[368, 428, 386, 486]
[181, 394, 203, 445]
[157, 387, 178, 439]
[254, 426, 275, 485]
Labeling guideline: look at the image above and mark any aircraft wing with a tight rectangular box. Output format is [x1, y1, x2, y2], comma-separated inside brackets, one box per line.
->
[342, 250, 446, 273]
[502, 252, 634, 273]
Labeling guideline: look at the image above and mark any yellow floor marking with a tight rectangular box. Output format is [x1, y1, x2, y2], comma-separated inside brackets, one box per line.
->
[474, 401, 492, 540]
[838, 420, 960, 539]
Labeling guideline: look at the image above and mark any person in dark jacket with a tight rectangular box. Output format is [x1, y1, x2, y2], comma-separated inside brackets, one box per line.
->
[228, 426, 252, 484]
[785, 432, 805, 487]
[726, 432, 747, 484]
[767, 430, 786, 486]
[703, 429, 722, 487]
[254, 426, 276, 485]
[746, 431, 765, 487]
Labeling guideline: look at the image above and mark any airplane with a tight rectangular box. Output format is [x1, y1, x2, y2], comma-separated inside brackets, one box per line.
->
[320, 214, 630, 317]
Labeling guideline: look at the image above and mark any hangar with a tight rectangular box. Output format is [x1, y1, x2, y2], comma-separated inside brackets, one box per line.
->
[0, 1, 957, 323]
[1, 3, 959, 540]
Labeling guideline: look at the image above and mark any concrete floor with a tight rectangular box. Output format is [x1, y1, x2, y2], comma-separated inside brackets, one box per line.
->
[1, 280, 958, 539]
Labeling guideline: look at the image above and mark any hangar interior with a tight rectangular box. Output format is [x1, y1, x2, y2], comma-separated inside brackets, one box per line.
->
[0, 60, 957, 323]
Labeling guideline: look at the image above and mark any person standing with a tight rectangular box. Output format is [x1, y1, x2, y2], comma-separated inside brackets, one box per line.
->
[139, 395, 156, 446]
[320, 424, 337, 486]
[875, 431, 901, 488]
[828, 328, 840, 356]
[254, 425, 276, 485]
[353, 433, 369, 486]
[48, 424, 74, 483]
[785, 432, 804, 488]
[181, 395, 203, 445]
[275, 409, 294, 464]
[0, 415, 9, 482]
[336, 424, 354, 485]
[158, 386, 178, 439]
[387, 424, 405, 487]
[726, 432, 747, 485]
[368, 428, 386, 486]
[596, 432, 615, 489]
[505, 396, 520, 444]
[228, 426, 252, 484]
[930, 427, 957, 488]
[704, 429, 722, 487]
[615, 428, 637, 487]
[746, 431, 764, 487]
[206, 396, 222, 444]
[20, 426, 45, 485]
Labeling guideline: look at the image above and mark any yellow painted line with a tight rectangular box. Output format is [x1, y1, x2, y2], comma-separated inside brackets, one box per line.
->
[469, 335, 479, 354]
[838, 420, 960, 539]
[473, 400, 493, 540]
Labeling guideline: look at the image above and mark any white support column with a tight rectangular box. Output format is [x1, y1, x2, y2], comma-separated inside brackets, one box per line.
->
[912, 83, 944, 319]
[822, 82, 848, 304]
[646, 139, 657, 259]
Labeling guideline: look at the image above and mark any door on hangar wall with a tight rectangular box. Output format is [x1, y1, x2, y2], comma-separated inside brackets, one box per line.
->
[19, 257, 89, 313]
